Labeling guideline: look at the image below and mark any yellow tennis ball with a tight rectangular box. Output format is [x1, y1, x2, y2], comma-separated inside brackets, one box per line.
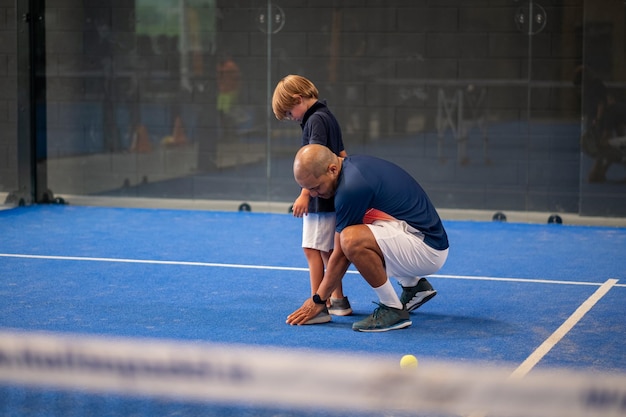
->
[400, 354, 418, 369]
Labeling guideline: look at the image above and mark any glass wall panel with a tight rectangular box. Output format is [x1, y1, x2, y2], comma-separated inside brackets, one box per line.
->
[578, 0, 626, 216]
[30, 0, 626, 217]
[527, 1, 582, 213]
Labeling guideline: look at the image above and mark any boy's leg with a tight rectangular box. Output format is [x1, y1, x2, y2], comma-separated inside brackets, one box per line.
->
[321, 249, 353, 316]
[302, 247, 331, 324]
[304, 247, 325, 295]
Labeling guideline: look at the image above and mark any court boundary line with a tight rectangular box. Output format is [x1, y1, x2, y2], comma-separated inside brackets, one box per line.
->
[509, 278, 619, 379]
[466, 278, 620, 417]
[1, 252, 623, 288]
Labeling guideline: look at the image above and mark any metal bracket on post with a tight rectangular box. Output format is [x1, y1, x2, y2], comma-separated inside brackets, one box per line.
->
[515, 2, 547, 35]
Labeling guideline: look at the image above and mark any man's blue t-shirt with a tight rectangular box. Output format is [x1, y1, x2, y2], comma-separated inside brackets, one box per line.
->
[335, 155, 449, 251]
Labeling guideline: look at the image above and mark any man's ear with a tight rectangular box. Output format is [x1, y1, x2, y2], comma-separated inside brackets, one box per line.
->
[328, 163, 339, 177]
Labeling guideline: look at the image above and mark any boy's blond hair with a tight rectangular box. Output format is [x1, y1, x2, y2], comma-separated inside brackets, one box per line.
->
[272, 75, 319, 120]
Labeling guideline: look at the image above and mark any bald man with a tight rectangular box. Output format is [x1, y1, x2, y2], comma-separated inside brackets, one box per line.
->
[287, 144, 449, 332]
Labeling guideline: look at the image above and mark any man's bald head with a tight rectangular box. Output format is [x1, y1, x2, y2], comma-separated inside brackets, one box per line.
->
[294, 144, 337, 182]
[293, 144, 341, 199]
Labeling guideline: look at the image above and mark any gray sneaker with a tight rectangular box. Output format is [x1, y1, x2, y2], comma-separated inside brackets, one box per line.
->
[400, 278, 437, 312]
[304, 306, 331, 324]
[352, 303, 411, 332]
[328, 297, 352, 316]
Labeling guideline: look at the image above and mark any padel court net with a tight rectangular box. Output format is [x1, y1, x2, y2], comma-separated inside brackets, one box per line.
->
[1, 329, 625, 417]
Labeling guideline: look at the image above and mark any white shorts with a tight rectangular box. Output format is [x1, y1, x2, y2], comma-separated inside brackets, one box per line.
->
[302, 212, 336, 252]
[366, 220, 448, 279]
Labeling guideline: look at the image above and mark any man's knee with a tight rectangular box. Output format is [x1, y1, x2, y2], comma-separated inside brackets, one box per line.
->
[339, 228, 357, 258]
[339, 225, 374, 260]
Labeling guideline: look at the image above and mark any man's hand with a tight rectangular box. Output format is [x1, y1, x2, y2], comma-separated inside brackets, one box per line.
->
[286, 298, 325, 325]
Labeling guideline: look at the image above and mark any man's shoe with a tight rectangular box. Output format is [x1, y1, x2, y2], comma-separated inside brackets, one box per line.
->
[328, 297, 352, 316]
[400, 278, 437, 312]
[352, 303, 411, 332]
[304, 306, 331, 324]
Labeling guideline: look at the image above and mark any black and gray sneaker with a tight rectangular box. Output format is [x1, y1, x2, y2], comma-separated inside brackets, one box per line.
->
[400, 278, 437, 312]
[304, 306, 331, 324]
[328, 296, 352, 316]
[352, 303, 412, 332]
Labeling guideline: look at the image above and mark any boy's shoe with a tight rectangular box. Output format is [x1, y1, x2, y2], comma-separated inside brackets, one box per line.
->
[328, 297, 352, 316]
[352, 303, 411, 332]
[400, 278, 437, 312]
[304, 306, 331, 324]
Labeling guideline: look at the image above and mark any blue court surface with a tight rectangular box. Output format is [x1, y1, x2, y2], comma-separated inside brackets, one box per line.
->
[1, 204, 625, 376]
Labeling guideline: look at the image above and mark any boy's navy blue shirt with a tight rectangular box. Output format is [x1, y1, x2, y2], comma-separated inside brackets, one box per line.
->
[300, 100, 345, 213]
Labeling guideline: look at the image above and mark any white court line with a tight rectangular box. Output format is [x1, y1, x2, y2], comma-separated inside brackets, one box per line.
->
[0, 253, 308, 272]
[0, 252, 624, 287]
[430, 273, 615, 287]
[509, 278, 619, 379]
[466, 278, 620, 417]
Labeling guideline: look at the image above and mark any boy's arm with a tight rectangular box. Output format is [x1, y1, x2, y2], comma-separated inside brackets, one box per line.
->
[292, 188, 310, 218]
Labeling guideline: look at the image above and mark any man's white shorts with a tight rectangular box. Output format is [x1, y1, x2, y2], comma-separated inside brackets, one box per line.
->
[302, 212, 336, 252]
[366, 220, 448, 278]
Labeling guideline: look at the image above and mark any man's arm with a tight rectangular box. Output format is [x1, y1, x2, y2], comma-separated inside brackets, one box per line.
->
[286, 232, 350, 325]
[315, 232, 350, 300]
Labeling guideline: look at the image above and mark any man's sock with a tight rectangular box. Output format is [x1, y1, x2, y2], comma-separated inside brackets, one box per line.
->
[373, 279, 403, 309]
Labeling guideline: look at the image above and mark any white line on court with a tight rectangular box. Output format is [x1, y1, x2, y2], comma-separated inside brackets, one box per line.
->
[0, 253, 307, 271]
[509, 278, 619, 379]
[466, 278, 620, 417]
[430, 273, 613, 287]
[0, 253, 622, 287]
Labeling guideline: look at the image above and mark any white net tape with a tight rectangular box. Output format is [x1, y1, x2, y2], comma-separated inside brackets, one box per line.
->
[1, 329, 625, 417]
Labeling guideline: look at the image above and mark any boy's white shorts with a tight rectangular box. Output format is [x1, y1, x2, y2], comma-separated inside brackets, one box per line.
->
[302, 212, 336, 252]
